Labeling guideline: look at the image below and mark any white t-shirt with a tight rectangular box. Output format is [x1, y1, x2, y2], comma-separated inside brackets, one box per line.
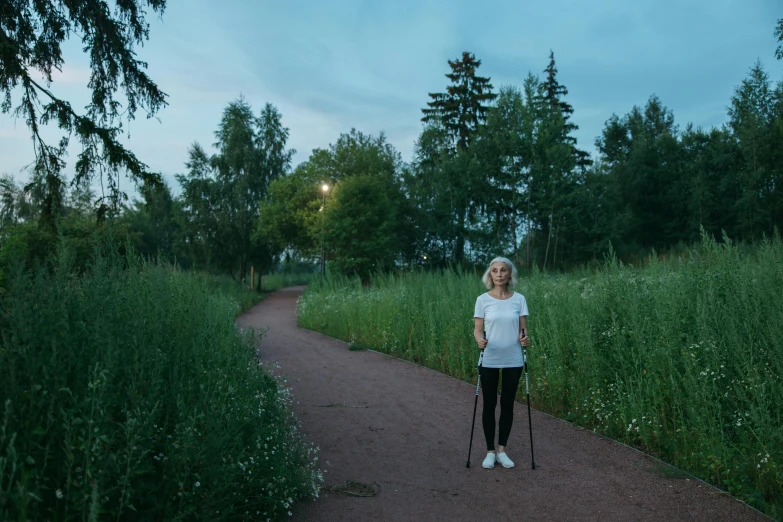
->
[473, 292, 529, 368]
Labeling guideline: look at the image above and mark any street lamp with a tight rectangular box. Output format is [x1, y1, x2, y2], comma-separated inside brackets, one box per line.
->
[321, 183, 329, 274]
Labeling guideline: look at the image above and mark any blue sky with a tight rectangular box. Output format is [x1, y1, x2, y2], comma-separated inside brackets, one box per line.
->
[1, 0, 781, 197]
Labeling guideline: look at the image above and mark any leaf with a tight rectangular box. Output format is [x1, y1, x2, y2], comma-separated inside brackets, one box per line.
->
[32, 426, 47, 436]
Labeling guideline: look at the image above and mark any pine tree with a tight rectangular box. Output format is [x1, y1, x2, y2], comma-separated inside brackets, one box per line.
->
[422, 52, 497, 152]
[542, 50, 592, 169]
[419, 52, 497, 263]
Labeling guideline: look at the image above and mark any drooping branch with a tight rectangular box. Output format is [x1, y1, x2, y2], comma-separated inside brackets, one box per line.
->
[0, 0, 168, 221]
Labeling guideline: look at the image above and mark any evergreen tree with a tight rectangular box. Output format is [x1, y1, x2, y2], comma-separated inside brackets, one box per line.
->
[1, 0, 168, 224]
[727, 61, 783, 239]
[422, 52, 497, 151]
[419, 51, 497, 263]
[542, 50, 592, 169]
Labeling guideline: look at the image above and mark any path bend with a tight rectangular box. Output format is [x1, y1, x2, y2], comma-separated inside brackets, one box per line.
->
[236, 286, 769, 522]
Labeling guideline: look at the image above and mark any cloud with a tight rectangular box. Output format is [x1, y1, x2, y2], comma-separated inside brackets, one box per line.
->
[3, 0, 782, 186]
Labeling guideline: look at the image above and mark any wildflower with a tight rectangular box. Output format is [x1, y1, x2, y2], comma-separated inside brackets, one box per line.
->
[56, 489, 64, 499]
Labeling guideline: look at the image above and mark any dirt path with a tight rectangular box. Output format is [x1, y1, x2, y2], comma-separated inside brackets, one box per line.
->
[236, 287, 770, 522]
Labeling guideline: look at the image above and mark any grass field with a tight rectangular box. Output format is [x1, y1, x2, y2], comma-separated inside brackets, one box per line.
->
[297, 232, 783, 518]
[0, 243, 322, 521]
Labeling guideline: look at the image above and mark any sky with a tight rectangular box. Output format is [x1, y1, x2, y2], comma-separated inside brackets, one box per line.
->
[1, 0, 781, 198]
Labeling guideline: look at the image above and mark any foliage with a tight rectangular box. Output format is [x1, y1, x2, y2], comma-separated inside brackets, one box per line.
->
[176, 98, 294, 282]
[258, 128, 415, 271]
[297, 231, 783, 518]
[1, 0, 168, 221]
[421, 51, 497, 152]
[259, 271, 315, 292]
[418, 51, 497, 263]
[323, 174, 398, 282]
[195, 270, 265, 314]
[0, 240, 322, 521]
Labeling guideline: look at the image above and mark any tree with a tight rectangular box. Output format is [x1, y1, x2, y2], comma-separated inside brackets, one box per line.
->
[258, 128, 416, 272]
[542, 51, 592, 170]
[177, 98, 294, 281]
[679, 125, 741, 240]
[422, 52, 497, 151]
[256, 165, 322, 259]
[470, 85, 533, 264]
[406, 122, 456, 265]
[775, 18, 783, 61]
[595, 95, 684, 255]
[122, 180, 182, 263]
[1, 0, 168, 223]
[0, 174, 36, 229]
[419, 51, 497, 263]
[323, 174, 397, 283]
[727, 61, 783, 239]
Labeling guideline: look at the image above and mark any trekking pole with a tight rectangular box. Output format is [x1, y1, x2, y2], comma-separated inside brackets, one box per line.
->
[523, 329, 536, 470]
[466, 344, 485, 468]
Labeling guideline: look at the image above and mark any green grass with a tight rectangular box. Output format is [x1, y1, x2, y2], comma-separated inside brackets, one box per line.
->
[0, 242, 322, 521]
[297, 231, 783, 519]
[260, 272, 315, 292]
[198, 271, 266, 314]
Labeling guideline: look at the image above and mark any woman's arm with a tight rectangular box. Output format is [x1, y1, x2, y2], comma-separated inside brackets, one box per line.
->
[474, 317, 488, 350]
[519, 315, 530, 347]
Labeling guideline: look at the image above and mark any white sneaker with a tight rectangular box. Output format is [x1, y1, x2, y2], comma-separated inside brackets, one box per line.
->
[496, 452, 515, 468]
[482, 452, 496, 469]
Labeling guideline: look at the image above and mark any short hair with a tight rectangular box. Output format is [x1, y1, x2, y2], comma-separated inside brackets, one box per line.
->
[481, 257, 518, 290]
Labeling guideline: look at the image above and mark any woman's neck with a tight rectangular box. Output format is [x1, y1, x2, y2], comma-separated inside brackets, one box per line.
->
[489, 286, 512, 299]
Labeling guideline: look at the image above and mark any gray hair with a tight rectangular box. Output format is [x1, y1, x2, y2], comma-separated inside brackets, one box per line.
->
[481, 257, 518, 290]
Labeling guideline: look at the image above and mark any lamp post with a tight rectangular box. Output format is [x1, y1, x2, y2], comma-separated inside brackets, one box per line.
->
[321, 183, 329, 274]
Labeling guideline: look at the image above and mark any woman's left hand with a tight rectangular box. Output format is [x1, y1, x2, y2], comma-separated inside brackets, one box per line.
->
[519, 332, 531, 347]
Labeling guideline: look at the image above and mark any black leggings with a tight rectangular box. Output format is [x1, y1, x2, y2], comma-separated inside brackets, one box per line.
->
[480, 366, 523, 452]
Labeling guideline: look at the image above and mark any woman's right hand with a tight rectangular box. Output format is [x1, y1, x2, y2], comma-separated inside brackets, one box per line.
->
[477, 337, 488, 350]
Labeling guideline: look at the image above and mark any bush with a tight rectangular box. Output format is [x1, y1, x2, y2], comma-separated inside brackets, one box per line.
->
[0, 240, 322, 521]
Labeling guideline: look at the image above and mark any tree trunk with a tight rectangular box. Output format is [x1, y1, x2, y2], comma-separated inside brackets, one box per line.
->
[455, 210, 465, 263]
[543, 210, 553, 270]
[526, 192, 532, 269]
[553, 217, 560, 270]
[512, 209, 519, 266]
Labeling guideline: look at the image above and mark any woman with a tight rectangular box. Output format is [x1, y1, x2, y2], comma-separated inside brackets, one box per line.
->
[473, 257, 530, 469]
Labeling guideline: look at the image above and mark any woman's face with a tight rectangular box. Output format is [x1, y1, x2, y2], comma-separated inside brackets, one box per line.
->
[490, 262, 510, 288]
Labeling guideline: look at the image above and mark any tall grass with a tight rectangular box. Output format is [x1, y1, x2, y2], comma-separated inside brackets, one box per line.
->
[0, 242, 322, 521]
[198, 271, 265, 313]
[260, 272, 315, 292]
[297, 232, 783, 518]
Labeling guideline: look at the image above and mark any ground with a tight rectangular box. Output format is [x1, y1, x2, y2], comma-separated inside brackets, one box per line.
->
[236, 287, 771, 522]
